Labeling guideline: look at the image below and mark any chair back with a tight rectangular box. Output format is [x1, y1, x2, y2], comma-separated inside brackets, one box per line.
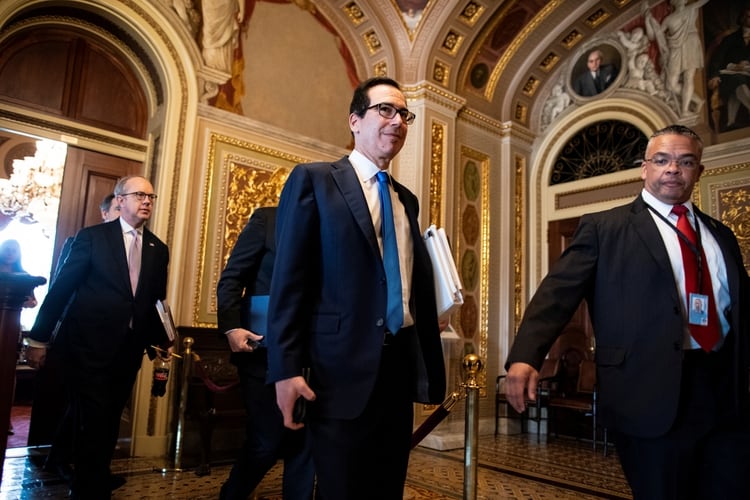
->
[576, 359, 597, 395]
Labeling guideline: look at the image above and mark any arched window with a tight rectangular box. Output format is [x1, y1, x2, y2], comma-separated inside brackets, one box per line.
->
[550, 120, 647, 185]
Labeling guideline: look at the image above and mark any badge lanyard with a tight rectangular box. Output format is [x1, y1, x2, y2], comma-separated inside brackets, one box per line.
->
[645, 203, 705, 292]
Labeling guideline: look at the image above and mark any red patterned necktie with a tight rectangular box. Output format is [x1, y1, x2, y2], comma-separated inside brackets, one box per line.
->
[671, 205, 720, 352]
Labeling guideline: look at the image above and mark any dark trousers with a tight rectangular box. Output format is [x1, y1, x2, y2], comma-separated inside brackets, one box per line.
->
[614, 348, 750, 500]
[220, 351, 314, 500]
[66, 344, 143, 500]
[309, 337, 413, 500]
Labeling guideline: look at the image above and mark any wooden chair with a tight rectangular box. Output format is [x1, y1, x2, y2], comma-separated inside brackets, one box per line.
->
[495, 357, 560, 441]
[547, 358, 608, 455]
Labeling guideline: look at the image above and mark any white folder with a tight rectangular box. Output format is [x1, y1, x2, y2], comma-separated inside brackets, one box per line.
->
[423, 225, 463, 319]
[155, 299, 177, 341]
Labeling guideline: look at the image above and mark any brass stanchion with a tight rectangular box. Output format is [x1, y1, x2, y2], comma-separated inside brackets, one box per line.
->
[462, 353, 483, 500]
[155, 336, 193, 474]
[173, 336, 194, 471]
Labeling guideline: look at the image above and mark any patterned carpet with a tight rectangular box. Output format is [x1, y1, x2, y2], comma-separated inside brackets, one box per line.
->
[2, 433, 631, 499]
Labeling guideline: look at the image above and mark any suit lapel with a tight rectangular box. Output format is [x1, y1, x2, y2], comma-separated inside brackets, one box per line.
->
[631, 196, 673, 274]
[331, 158, 380, 259]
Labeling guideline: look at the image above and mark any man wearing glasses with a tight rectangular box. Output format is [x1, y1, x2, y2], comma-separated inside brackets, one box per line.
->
[267, 77, 446, 499]
[504, 125, 750, 499]
[26, 175, 170, 499]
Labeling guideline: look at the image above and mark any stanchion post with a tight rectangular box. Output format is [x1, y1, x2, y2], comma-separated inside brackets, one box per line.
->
[462, 353, 483, 500]
[173, 336, 194, 471]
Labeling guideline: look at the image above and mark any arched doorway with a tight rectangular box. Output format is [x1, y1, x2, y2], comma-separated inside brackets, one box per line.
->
[0, 4, 159, 456]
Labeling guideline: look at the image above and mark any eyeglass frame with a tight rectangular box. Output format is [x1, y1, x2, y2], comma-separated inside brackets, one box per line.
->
[366, 102, 416, 125]
[642, 154, 700, 169]
[119, 191, 158, 201]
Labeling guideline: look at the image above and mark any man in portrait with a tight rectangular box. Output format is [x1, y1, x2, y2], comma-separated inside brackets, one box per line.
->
[574, 48, 619, 97]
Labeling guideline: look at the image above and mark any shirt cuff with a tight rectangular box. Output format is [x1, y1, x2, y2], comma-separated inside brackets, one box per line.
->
[23, 337, 48, 348]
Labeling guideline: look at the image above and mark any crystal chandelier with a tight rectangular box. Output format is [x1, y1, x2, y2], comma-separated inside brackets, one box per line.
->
[0, 139, 66, 233]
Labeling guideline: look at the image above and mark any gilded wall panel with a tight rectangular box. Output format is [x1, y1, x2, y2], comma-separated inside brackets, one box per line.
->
[193, 133, 308, 326]
[454, 146, 490, 395]
[696, 162, 750, 273]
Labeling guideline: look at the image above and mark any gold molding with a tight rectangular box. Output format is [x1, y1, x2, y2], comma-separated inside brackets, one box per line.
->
[539, 52, 560, 72]
[561, 28, 584, 50]
[192, 133, 308, 327]
[696, 162, 750, 272]
[363, 29, 382, 55]
[429, 121, 445, 227]
[458, 1, 485, 27]
[514, 154, 526, 336]
[456, 145, 490, 396]
[585, 8, 611, 29]
[440, 29, 464, 56]
[432, 59, 450, 86]
[373, 60, 388, 77]
[342, 1, 366, 26]
[483, 0, 563, 101]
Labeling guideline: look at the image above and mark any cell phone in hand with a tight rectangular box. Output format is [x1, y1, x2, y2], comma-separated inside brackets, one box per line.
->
[246, 336, 265, 349]
[293, 367, 311, 423]
[293, 396, 306, 423]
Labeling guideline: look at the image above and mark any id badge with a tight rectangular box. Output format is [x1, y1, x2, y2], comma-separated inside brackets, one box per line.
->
[688, 293, 709, 326]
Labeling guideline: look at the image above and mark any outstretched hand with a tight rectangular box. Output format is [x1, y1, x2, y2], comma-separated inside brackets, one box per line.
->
[504, 362, 539, 413]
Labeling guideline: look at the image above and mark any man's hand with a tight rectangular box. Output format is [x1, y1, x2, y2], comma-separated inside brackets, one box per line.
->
[275, 376, 316, 430]
[225, 328, 264, 352]
[438, 316, 450, 332]
[26, 346, 47, 369]
[504, 362, 539, 413]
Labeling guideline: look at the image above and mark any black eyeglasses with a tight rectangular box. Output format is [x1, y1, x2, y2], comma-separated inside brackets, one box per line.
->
[643, 154, 699, 169]
[120, 191, 158, 201]
[367, 103, 416, 125]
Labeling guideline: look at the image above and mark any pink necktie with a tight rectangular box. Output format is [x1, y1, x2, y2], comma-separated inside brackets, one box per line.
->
[671, 205, 720, 352]
[128, 230, 141, 294]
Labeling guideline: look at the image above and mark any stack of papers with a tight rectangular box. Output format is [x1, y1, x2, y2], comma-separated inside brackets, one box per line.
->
[423, 225, 463, 319]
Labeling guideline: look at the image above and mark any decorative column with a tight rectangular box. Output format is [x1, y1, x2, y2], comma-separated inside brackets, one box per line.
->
[0, 273, 46, 484]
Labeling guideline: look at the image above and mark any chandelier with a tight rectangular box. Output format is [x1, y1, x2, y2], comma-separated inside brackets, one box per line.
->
[0, 139, 66, 234]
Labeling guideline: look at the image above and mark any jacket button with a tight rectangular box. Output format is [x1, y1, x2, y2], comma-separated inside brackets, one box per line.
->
[673, 342, 681, 351]
[376, 318, 384, 327]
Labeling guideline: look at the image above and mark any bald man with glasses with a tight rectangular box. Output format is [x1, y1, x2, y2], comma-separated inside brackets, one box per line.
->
[26, 175, 170, 500]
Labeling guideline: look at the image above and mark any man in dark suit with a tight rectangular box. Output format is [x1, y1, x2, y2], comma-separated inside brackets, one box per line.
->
[31, 192, 121, 480]
[25, 175, 170, 500]
[504, 125, 750, 499]
[217, 206, 314, 499]
[267, 77, 446, 500]
[573, 48, 618, 97]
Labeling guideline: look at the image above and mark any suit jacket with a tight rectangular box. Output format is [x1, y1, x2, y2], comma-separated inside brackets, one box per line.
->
[573, 64, 617, 96]
[506, 194, 750, 438]
[266, 156, 446, 419]
[30, 220, 169, 370]
[216, 206, 276, 375]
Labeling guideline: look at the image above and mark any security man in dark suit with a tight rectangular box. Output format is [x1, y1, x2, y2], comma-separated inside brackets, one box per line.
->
[504, 125, 750, 499]
[26, 175, 170, 500]
[217, 206, 314, 499]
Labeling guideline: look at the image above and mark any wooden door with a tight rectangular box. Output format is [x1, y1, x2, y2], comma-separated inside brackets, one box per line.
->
[50, 147, 141, 276]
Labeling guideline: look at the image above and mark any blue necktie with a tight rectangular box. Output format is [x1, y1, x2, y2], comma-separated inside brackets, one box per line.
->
[376, 171, 403, 334]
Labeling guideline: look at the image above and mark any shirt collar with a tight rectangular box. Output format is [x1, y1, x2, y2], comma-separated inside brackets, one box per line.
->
[642, 189, 694, 219]
[349, 149, 387, 183]
[119, 217, 140, 235]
